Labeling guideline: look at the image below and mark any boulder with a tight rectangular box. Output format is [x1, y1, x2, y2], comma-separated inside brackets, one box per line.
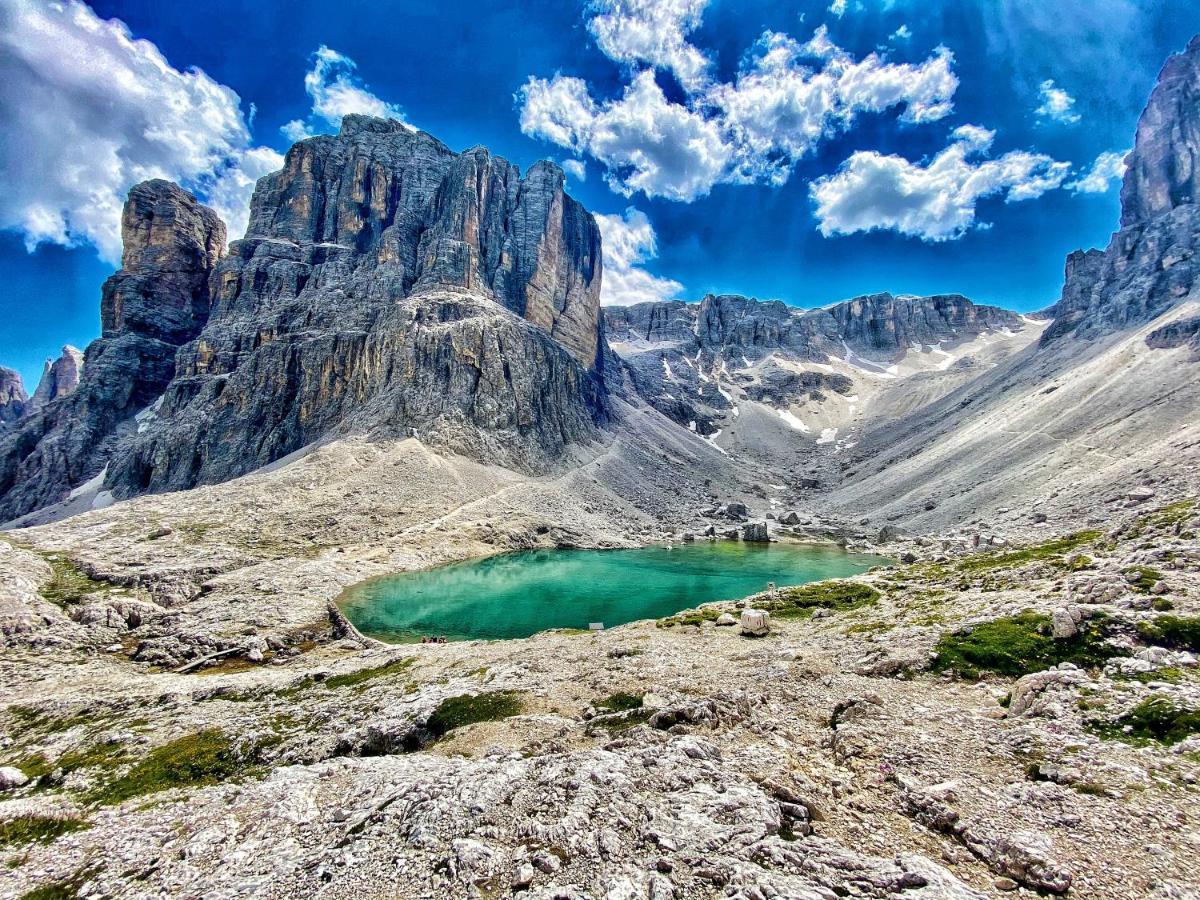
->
[714, 612, 737, 627]
[0, 766, 28, 790]
[742, 521, 769, 542]
[740, 608, 770, 636]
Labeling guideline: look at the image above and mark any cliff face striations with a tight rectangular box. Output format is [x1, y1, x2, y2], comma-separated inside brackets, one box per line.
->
[28, 346, 84, 411]
[105, 118, 608, 500]
[0, 182, 225, 521]
[0, 118, 609, 519]
[0, 368, 27, 428]
[1045, 36, 1200, 346]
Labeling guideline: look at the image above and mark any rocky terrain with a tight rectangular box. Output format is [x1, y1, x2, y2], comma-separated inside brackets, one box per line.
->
[0, 29, 1199, 900]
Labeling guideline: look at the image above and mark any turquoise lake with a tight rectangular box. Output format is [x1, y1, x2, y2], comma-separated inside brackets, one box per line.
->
[338, 541, 891, 643]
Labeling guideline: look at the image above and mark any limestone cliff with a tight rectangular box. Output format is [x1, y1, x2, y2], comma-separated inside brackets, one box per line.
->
[605, 292, 1023, 435]
[0, 182, 225, 521]
[1044, 35, 1200, 345]
[0, 367, 27, 427]
[103, 119, 608, 500]
[0, 119, 608, 519]
[28, 346, 84, 411]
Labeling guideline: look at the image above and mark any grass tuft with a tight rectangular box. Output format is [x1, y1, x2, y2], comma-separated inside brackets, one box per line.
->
[0, 815, 89, 848]
[954, 531, 1103, 574]
[425, 691, 524, 739]
[931, 611, 1122, 679]
[1092, 696, 1200, 746]
[1137, 615, 1200, 652]
[763, 581, 880, 619]
[87, 729, 275, 806]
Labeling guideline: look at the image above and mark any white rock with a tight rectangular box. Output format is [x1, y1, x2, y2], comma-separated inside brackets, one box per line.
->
[0, 766, 28, 790]
[739, 608, 770, 636]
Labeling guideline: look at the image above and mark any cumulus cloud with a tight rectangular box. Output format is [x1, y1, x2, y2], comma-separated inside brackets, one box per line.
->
[829, 0, 848, 18]
[281, 45, 410, 141]
[1035, 79, 1081, 125]
[810, 126, 1071, 241]
[204, 146, 286, 241]
[593, 208, 684, 306]
[587, 0, 711, 91]
[891, 24, 912, 41]
[519, 22, 958, 202]
[712, 28, 958, 185]
[0, 0, 277, 262]
[1068, 150, 1128, 193]
[561, 159, 588, 181]
[520, 70, 732, 201]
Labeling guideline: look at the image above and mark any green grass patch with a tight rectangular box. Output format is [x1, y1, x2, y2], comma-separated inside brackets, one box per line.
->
[322, 657, 413, 690]
[30, 554, 113, 607]
[954, 531, 1103, 574]
[19, 881, 83, 900]
[1137, 615, 1200, 652]
[0, 815, 89, 848]
[1122, 566, 1164, 594]
[763, 580, 880, 619]
[1133, 500, 1195, 535]
[597, 692, 644, 712]
[86, 729, 275, 806]
[931, 611, 1122, 679]
[425, 691, 524, 739]
[1092, 696, 1200, 746]
[657, 608, 722, 628]
[5, 706, 110, 737]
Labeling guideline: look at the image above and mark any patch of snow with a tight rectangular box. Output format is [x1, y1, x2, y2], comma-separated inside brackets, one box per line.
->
[135, 395, 165, 433]
[688, 421, 697, 432]
[930, 342, 956, 371]
[840, 340, 897, 379]
[662, 358, 674, 381]
[92, 491, 115, 511]
[68, 467, 107, 501]
[817, 427, 838, 445]
[778, 410, 810, 432]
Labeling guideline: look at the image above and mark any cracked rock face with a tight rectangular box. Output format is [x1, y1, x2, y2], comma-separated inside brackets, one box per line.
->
[1045, 36, 1200, 347]
[0, 118, 607, 519]
[0, 367, 27, 428]
[28, 346, 84, 411]
[0, 181, 225, 522]
[1121, 35, 1200, 227]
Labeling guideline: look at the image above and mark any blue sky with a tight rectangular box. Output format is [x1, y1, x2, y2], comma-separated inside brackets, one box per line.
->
[1, 0, 1198, 390]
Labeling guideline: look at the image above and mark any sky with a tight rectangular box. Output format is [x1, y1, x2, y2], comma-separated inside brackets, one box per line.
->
[1, 0, 1198, 391]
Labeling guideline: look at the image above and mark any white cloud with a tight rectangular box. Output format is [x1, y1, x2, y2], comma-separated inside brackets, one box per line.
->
[587, 0, 711, 92]
[593, 208, 684, 306]
[1068, 150, 1128, 193]
[829, 0, 848, 17]
[519, 24, 959, 202]
[1035, 79, 1081, 125]
[281, 45, 410, 142]
[712, 29, 958, 185]
[204, 146, 286, 241]
[0, 0, 277, 263]
[891, 24, 912, 41]
[520, 71, 733, 201]
[810, 126, 1071, 241]
[562, 159, 588, 181]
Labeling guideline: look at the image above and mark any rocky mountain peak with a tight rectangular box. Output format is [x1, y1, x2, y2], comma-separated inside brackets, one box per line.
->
[103, 179, 226, 344]
[0, 367, 27, 427]
[241, 117, 602, 368]
[1120, 35, 1200, 227]
[29, 346, 83, 411]
[1043, 35, 1200, 346]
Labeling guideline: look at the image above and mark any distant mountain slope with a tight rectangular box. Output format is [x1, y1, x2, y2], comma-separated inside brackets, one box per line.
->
[827, 35, 1200, 530]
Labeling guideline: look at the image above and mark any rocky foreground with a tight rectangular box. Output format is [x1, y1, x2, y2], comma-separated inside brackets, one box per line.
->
[1, 488, 1199, 899]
